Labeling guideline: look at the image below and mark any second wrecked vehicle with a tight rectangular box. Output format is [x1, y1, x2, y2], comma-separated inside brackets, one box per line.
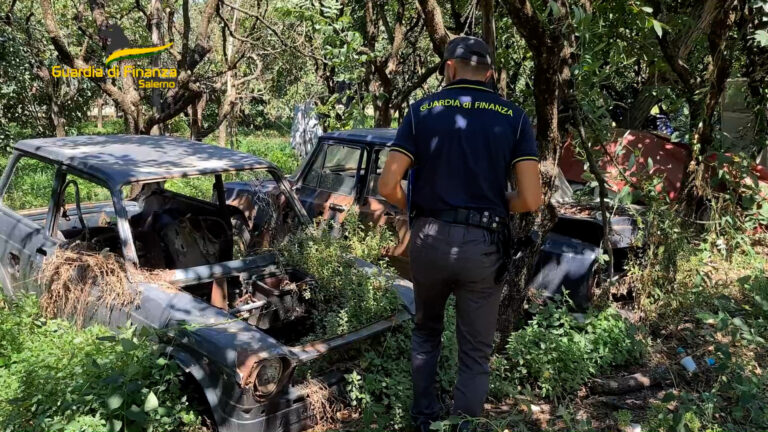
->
[224, 129, 639, 309]
[0, 135, 414, 432]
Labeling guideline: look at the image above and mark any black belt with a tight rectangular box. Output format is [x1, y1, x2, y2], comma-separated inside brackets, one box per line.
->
[415, 208, 507, 232]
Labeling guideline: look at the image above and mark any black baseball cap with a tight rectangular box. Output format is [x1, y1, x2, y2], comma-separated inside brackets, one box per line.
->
[439, 36, 493, 76]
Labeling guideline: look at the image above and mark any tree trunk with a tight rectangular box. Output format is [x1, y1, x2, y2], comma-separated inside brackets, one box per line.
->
[417, 0, 452, 57]
[740, 5, 768, 158]
[696, 0, 738, 155]
[189, 105, 198, 139]
[38, 66, 66, 137]
[218, 0, 240, 146]
[218, 115, 229, 146]
[375, 98, 393, 128]
[50, 98, 66, 137]
[680, 0, 740, 211]
[481, 0, 496, 62]
[497, 0, 573, 336]
[498, 68, 508, 99]
[149, 0, 164, 135]
[189, 94, 206, 139]
[622, 86, 658, 130]
[497, 113, 560, 335]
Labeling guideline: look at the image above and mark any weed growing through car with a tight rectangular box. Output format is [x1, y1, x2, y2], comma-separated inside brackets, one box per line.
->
[279, 210, 401, 339]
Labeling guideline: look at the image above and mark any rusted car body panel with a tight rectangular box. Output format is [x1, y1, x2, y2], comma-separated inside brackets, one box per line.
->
[560, 129, 693, 201]
[0, 135, 415, 432]
[560, 128, 768, 203]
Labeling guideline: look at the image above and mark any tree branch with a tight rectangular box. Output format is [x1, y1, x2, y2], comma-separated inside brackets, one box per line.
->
[417, 0, 452, 57]
[221, 0, 327, 63]
[500, 0, 549, 53]
[394, 61, 441, 107]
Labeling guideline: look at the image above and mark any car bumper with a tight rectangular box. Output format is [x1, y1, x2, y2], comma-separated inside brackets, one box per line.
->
[214, 372, 346, 432]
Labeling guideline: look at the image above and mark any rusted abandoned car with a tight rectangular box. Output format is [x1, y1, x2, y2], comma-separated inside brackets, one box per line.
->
[224, 129, 639, 308]
[0, 135, 414, 432]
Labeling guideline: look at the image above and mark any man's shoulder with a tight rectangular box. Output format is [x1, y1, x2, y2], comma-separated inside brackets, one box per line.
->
[495, 96, 527, 115]
[410, 93, 440, 111]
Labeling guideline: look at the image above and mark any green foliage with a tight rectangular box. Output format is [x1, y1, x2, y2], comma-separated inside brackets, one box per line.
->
[275, 0, 374, 130]
[167, 115, 192, 137]
[631, 232, 768, 432]
[0, 154, 117, 211]
[0, 296, 202, 432]
[280, 210, 401, 338]
[0, 21, 98, 150]
[0, 155, 57, 211]
[340, 303, 458, 431]
[704, 154, 768, 249]
[284, 212, 460, 431]
[616, 409, 633, 428]
[233, 135, 300, 175]
[73, 119, 126, 136]
[338, 295, 644, 429]
[491, 299, 645, 399]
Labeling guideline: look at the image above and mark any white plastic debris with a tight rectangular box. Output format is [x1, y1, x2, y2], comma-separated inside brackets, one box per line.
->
[680, 355, 698, 372]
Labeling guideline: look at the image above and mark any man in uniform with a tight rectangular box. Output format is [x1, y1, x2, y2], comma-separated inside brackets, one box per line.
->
[378, 36, 543, 430]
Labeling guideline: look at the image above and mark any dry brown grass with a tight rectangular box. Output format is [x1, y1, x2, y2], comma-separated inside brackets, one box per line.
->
[39, 242, 174, 327]
[298, 378, 345, 431]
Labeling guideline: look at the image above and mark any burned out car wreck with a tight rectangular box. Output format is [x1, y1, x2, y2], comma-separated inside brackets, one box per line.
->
[0, 135, 414, 432]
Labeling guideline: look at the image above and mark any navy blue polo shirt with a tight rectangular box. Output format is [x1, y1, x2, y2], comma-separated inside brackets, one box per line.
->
[390, 79, 538, 218]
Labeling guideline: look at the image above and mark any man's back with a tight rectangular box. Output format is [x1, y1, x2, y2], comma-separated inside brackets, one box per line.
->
[377, 36, 542, 431]
[392, 79, 538, 219]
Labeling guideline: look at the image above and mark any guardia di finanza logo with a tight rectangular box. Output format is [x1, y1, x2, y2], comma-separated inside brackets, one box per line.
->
[50, 23, 177, 89]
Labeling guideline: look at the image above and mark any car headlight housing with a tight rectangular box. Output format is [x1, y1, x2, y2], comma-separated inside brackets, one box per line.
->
[253, 358, 284, 397]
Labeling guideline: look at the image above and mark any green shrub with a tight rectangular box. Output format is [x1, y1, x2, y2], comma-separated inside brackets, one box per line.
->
[665, 267, 768, 432]
[0, 296, 203, 432]
[0, 155, 56, 210]
[74, 119, 125, 135]
[167, 116, 191, 137]
[279, 211, 401, 338]
[284, 212, 459, 431]
[234, 135, 300, 175]
[491, 299, 645, 399]
[341, 303, 459, 431]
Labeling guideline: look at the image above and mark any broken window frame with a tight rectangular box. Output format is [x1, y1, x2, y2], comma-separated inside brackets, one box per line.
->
[299, 141, 367, 197]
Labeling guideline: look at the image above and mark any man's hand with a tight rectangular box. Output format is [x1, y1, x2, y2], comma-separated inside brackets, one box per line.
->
[378, 151, 412, 210]
[508, 160, 543, 213]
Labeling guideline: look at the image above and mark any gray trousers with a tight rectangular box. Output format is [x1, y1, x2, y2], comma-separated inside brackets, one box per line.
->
[409, 217, 503, 425]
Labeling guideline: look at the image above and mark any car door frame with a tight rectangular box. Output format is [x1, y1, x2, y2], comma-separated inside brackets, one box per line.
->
[52, 164, 140, 265]
[0, 151, 64, 297]
[292, 138, 369, 222]
[355, 144, 412, 276]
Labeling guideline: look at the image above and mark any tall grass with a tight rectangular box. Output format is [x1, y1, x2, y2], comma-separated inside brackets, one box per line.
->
[0, 296, 204, 432]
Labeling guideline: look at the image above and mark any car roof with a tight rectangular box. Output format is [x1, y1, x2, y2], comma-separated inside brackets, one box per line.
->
[14, 135, 276, 188]
[320, 128, 396, 147]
